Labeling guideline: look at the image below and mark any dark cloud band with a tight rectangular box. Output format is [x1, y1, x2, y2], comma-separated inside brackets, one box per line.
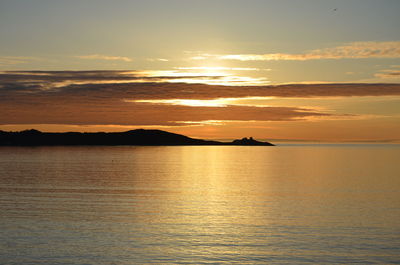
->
[1, 70, 399, 126]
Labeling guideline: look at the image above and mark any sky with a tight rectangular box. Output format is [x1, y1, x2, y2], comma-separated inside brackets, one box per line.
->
[1, 0, 400, 142]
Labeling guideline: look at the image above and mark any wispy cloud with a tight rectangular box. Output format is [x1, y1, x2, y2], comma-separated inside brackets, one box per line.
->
[375, 69, 400, 79]
[147, 58, 169, 62]
[135, 70, 269, 86]
[0, 56, 38, 66]
[76, 54, 132, 62]
[190, 41, 400, 61]
[174, 67, 268, 71]
[126, 98, 232, 107]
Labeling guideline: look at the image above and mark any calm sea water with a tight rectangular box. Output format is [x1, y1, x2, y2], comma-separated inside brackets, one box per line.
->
[0, 145, 399, 264]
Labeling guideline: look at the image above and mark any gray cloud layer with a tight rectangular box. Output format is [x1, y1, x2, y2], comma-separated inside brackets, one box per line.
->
[1, 70, 400, 98]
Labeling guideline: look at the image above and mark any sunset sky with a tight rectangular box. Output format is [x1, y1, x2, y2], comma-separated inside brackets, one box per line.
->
[1, 0, 400, 141]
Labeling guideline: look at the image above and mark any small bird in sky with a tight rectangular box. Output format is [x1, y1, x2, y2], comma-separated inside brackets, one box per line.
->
[333, 8, 337, 11]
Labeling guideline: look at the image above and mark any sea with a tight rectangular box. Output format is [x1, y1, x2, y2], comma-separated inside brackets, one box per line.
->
[0, 145, 399, 264]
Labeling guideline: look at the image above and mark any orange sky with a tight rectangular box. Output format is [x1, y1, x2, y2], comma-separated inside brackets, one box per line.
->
[1, 1, 400, 142]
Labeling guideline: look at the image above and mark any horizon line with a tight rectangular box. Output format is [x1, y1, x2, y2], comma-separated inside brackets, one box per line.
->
[1, 128, 399, 144]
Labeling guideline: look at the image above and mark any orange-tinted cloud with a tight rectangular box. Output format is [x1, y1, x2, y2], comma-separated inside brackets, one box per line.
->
[0, 101, 331, 126]
[1, 71, 399, 127]
[375, 69, 400, 79]
[76, 54, 132, 62]
[190, 41, 400, 61]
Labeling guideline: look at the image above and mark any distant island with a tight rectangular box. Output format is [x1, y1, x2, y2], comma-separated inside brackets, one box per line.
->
[0, 129, 274, 146]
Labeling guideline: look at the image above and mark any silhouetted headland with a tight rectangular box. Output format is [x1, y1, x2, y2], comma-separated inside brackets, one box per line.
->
[0, 129, 274, 146]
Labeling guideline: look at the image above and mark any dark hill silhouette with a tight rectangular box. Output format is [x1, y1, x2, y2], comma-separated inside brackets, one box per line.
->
[231, 137, 272, 146]
[0, 129, 274, 146]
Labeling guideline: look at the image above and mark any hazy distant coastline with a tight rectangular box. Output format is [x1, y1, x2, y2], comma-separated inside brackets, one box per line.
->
[0, 129, 274, 146]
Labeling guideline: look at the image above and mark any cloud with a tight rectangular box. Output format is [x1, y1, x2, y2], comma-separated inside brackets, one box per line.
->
[190, 41, 400, 61]
[174, 67, 266, 71]
[1, 71, 400, 99]
[0, 69, 268, 86]
[375, 69, 400, 79]
[0, 56, 38, 66]
[2, 70, 399, 127]
[76, 54, 132, 62]
[0, 100, 331, 126]
[147, 58, 169, 62]
[0, 70, 343, 127]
